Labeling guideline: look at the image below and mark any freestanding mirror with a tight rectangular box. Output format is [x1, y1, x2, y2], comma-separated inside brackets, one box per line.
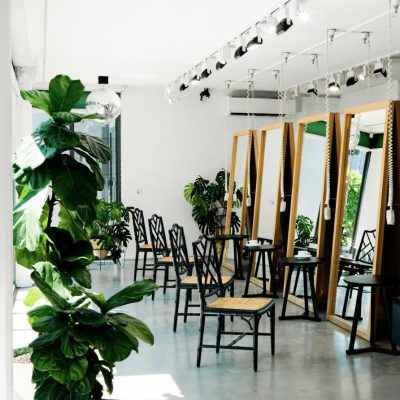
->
[285, 113, 341, 311]
[249, 122, 295, 290]
[327, 101, 400, 340]
[224, 130, 258, 272]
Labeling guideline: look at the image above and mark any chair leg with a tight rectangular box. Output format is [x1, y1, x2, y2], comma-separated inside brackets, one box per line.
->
[142, 251, 148, 278]
[152, 267, 158, 301]
[291, 266, 300, 296]
[342, 284, 351, 318]
[253, 315, 260, 372]
[230, 282, 234, 322]
[270, 305, 275, 356]
[197, 314, 206, 368]
[184, 289, 190, 323]
[216, 314, 223, 354]
[173, 287, 181, 332]
[134, 249, 139, 281]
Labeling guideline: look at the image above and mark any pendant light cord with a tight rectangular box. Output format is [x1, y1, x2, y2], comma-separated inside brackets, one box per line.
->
[224, 82, 230, 197]
[278, 61, 286, 212]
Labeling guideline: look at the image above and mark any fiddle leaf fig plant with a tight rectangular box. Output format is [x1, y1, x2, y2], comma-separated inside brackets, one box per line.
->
[14, 74, 157, 400]
[295, 214, 314, 247]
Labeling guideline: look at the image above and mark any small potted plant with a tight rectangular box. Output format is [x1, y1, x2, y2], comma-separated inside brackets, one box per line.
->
[91, 199, 134, 264]
[295, 214, 314, 248]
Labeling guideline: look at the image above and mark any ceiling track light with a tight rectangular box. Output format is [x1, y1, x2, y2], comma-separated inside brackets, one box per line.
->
[273, 70, 280, 80]
[307, 81, 318, 96]
[358, 65, 368, 81]
[247, 24, 263, 50]
[328, 75, 340, 92]
[373, 60, 387, 78]
[189, 67, 201, 85]
[346, 69, 358, 86]
[361, 31, 370, 45]
[201, 60, 212, 79]
[200, 88, 210, 102]
[310, 54, 318, 65]
[266, 13, 278, 34]
[392, 0, 399, 15]
[276, 8, 293, 35]
[234, 36, 247, 59]
[282, 52, 290, 63]
[328, 28, 336, 42]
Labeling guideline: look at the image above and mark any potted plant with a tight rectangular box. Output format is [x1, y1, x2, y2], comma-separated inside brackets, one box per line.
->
[295, 214, 314, 247]
[14, 74, 157, 399]
[90, 199, 134, 264]
[183, 169, 243, 235]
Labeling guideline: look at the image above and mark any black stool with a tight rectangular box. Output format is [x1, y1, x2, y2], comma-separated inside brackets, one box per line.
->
[216, 234, 248, 279]
[344, 274, 399, 355]
[243, 244, 281, 298]
[278, 257, 324, 322]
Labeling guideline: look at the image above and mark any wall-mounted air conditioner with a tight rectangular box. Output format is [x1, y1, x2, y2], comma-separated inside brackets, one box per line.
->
[226, 97, 297, 117]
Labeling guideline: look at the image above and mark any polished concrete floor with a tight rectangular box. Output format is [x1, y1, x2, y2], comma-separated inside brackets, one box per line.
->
[13, 260, 400, 400]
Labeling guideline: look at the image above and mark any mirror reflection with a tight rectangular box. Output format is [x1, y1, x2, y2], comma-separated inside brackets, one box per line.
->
[258, 129, 283, 241]
[290, 124, 326, 300]
[334, 109, 385, 329]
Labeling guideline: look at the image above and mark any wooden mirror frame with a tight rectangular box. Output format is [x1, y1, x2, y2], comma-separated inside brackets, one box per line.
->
[284, 113, 341, 310]
[326, 101, 399, 340]
[249, 122, 295, 289]
[224, 130, 258, 271]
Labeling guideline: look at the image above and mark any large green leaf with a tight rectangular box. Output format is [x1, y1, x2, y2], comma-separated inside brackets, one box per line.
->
[20, 90, 51, 114]
[31, 314, 66, 333]
[14, 246, 45, 269]
[13, 186, 48, 251]
[49, 75, 85, 113]
[74, 148, 105, 190]
[75, 287, 107, 312]
[99, 328, 136, 363]
[77, 134, 112, 163]
[70, 325, 111, 350]
[45, 227, 74, 257]
[104, 280, 158, 312]
[51, 154, 98, 210]
[60, 332, 89, 359]
[100, 366, 113, 394]
[34, 377, 69, 400]
[67, 265, 92, 288]
[108, 313, 154, 345]
[52, 111, 102, 124]
[29, 161, 52, 190]
[28, 305, 56, 325]
[24, 287, 43, 307]
[13, 134, 47, 171]
[73, 309, 106, 327]
[33, 120, 80, 150]
[50, 355, 88, 385]
[30, 330, 64, 347]
[58, 204, 90, 242]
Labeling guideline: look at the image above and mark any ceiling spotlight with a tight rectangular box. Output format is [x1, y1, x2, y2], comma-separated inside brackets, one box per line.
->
[201, 60, 212, 79]
[327, 28, 336, 42]
[307, 82, 318, 96]
[272, 70, 280, 80]
[361, 31, 370, 45]
[216, 45, 231, 70]
[179, 83, 188, 91]
[190, 68, 201, 85]
[179, 74, 189, 91]
[216, 60, 227, 70]
[234, 36, 247, 59]
[373, 60, 387, 78]
[391, 0, 399, 15]
[310, 54, 318, 65]
[328, 75, 340, 92]
[200, 88, 210, 102]
[266, 14, 278, 34]
[282, 52, 290, 63]
[346, 69, 358, 86]
[247, 24, 263, 50]
[276, 13, 293, 35]
[358, 65, 368, 81]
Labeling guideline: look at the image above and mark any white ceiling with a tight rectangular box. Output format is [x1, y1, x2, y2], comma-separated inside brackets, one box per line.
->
[22, 0, 400, 92]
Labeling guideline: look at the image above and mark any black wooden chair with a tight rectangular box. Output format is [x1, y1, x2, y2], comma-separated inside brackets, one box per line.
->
[193, 235, 275, 372]
[148, 214, 175, 300]
[338, 229, 375, 318]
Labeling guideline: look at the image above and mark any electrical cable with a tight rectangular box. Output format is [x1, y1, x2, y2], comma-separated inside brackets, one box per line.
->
[278, 61, 286, 213]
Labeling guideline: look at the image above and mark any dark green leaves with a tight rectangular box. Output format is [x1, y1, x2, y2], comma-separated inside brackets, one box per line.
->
[99, 328, 137, 363]
[103, 280, 158, 312]
[20, 90, 51, 114]
[49, 75, 84, 113]
[52, 154, 98, 210]
[52, 112, 101, 124]
[77, 134, 112, 163]
[108, 313, 154, 345]
[33, 120, 80, 150]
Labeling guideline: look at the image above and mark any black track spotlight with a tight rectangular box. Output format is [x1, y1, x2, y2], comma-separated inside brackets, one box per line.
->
[215, 45, 230, 71]
[276, 18, 293, 35]
[216, 60, 227, 70]
[307, 82, 318, 96]
[373, 60, 387, 78]
[234, 36, 247, 59]
[189, 68, 201, 85]
[200, 88, 210, 102]
[346, 69, 358, 87]
[201, 60, 212, 79]
[179, 83, 188, 92]
[246, 25, 263, 50]
[179, 74, 189, 92]
[328, 75, 340, 93]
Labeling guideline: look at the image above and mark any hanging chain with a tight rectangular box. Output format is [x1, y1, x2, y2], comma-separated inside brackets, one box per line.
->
[246, 79, 255, 206]
[366, 34, 372, 104]
[387, 0, 395, 224]
[223, 80, 231, 199]
[324, 30, 332, 220]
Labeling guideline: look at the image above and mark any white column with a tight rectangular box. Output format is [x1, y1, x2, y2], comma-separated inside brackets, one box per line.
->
[0, 0, 14, 397]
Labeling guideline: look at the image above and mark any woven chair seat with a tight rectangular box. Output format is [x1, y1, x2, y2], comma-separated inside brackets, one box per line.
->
[208, 297, 273, 312]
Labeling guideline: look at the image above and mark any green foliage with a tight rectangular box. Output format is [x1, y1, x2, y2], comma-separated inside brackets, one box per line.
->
[342, 169, 362, 246]
[90, 199, 134, 264]
[295, 214, 314, 247]
[15, 74, 157, 399]
[183, 169, 243, 235]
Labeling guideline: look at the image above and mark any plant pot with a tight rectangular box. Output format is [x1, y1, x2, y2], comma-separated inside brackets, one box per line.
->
[90, 239, 109, 260]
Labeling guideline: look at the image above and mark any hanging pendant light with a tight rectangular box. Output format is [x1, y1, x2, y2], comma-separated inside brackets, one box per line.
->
[346, 69, 358, 86]
[86, 76, 121, 121]
[328, 75, 340, 92]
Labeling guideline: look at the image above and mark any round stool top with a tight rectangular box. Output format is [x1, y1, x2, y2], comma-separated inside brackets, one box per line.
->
[244, 244, 282, 253]
[344, 274, 398, 287]
[278, 257, 324, 266]
[215, 234, 249, 241]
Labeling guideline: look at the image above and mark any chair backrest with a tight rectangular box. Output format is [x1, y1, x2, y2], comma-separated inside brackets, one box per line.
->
[148, 214, 170, 260]
[169, 224, 192, 284]
[355, 229, 376, 264]
[132, 208, 148, 246]
[192, 235, 223, 308]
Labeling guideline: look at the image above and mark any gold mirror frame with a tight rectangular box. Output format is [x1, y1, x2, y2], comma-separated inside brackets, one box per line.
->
[249, 122, 295, 289]
[284, 113, 341, 311]
[326, 101, 398, 340]
[224, 130, 258, 271]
